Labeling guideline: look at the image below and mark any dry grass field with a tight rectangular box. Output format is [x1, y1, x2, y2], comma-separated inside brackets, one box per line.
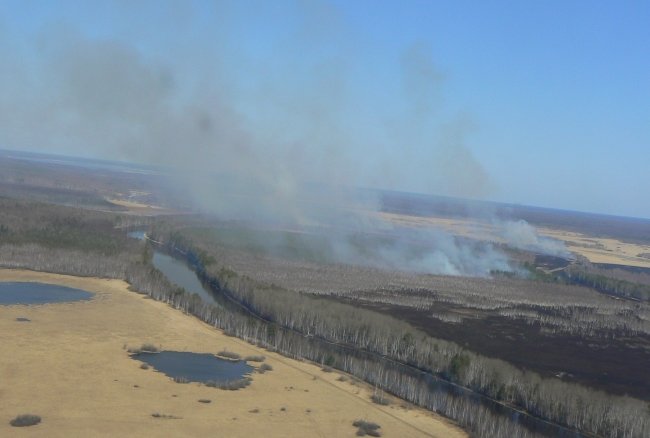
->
[0, 269, 465, 438]
[539, 228, 650, 268]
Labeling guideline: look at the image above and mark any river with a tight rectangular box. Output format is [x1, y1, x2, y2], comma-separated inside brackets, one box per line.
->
[127, 230, 582, 438]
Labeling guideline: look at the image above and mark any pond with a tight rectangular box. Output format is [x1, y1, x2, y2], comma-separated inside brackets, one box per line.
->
[0, 282, 94, 305]
[132, 351, 253, 384]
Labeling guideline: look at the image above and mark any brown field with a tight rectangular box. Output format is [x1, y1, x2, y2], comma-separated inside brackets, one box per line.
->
[0, 269, 464, 437]
[539, 228, 650, 268]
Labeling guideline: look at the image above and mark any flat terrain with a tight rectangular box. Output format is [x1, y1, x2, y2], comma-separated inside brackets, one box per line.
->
[540, 228, 650, 268]
[0, 269, 464, 438]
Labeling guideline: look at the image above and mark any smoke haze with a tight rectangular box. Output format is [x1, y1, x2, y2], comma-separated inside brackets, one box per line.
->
[0, 1, 568, 276]
[499, 219, 570, 258]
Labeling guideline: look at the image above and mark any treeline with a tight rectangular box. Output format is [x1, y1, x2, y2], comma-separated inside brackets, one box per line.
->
[0, 197, 129, 254]
[563, 266, 650, 301]
[520, 260, 650, 302]
[152, 227, 649, 438]
[0, 202, 549, 438]
[0, 247, 542, 435]
[5, 237, 647, 437]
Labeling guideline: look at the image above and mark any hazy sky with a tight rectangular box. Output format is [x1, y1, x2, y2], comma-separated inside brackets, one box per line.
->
[1, 0, 648, 218]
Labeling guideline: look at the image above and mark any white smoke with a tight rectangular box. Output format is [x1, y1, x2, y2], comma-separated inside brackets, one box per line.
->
[499, 219, 570, 257]
[0, 2, 525, 277]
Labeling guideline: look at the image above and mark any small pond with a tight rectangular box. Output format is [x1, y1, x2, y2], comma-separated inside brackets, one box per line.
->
[132, 351, 253, 384]
[0, 282, 94, 305]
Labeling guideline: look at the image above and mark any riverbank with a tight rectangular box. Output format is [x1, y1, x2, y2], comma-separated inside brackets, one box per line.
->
[0, 269, 465, 437]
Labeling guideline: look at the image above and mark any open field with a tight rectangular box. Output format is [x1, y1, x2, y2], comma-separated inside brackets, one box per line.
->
[540, 228, 650, 268]
[0, 269, 464, 438]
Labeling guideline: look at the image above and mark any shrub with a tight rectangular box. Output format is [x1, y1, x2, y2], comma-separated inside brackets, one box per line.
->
[323, 354, 335, 367]
[370, 393, 390, 406]
[217, 350, 241, 361]
[258, 363, 273, 373]
[10, 414, 41, 427]
[206, 377, 252, 390]
[140, 363, 150, 370]
[128, 343, 159, 354]
[140, 343, 160, 353]
[151, 413, 181, 419]
[337, 375, 348, 382]
[353, 420, 381, 437]
[140, 343, 159, 353]
[244, 355, 265, 362]
[321, 366, 333, 373]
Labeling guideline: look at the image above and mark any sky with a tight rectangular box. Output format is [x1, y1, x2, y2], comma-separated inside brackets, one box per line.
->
[0, 0, 649, 219]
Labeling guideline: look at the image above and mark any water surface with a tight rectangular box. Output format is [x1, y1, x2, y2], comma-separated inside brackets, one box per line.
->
[127, 230, 217, 304]
[0, 282, 94, 305]
[133, 351, 253, 384]
[152, 252, 216, 303]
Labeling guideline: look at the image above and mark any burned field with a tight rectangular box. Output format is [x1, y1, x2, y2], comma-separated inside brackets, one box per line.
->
[345, 291, 650, 400]
[175, 224, 650, 400]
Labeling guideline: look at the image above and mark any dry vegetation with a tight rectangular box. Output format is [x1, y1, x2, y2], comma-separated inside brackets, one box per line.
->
[0, 269, 461, 438]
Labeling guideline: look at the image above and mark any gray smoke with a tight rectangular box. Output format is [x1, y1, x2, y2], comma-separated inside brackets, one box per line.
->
[0, 2, 553, 277]
[498, 219, 570, 258]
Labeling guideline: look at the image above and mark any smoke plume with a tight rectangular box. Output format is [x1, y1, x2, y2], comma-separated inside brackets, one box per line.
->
[499, 219, 570, 258]
[0, 1, 559, 276]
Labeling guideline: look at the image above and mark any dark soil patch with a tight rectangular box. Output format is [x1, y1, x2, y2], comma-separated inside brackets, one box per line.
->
[356, 301, 650, 400]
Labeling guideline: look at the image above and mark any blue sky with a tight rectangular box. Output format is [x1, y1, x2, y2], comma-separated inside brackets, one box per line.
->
[0, 1, 648, 218]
